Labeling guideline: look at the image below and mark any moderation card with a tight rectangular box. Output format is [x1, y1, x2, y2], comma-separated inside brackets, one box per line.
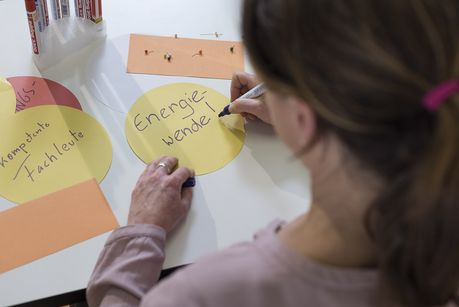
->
[127, 34, 244, 80]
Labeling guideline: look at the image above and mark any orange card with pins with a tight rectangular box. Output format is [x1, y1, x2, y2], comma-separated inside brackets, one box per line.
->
[127, 34, 244, 80]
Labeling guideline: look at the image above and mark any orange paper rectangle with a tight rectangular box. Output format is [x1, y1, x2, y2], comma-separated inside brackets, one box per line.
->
[127, 34, 245, 80]
[0, 179, 119, 273]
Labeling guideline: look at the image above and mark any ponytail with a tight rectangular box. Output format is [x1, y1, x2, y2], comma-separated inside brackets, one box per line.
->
[367, 98, 459, 306]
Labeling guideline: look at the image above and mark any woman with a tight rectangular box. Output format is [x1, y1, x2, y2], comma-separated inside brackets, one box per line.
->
[87, 0, 459, 306]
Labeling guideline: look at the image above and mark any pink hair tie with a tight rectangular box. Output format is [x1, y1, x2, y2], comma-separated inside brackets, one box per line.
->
[423, 80, 459, 112]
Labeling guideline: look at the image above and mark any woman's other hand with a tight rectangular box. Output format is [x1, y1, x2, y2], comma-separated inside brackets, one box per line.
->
[128, 156, 194, 233]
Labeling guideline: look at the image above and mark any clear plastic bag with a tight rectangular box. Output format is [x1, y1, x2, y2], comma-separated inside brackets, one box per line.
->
[33, 17, 106, 71]
[25, 0, 106, 71]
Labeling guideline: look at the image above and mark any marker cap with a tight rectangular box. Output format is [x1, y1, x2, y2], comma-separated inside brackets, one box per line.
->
[25, 0, 36, 12]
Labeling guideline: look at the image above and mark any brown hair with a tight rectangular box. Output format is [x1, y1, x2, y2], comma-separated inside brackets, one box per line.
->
[242, 0, 459, 306]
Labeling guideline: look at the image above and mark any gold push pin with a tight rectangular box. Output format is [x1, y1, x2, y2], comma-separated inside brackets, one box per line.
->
[200, 32, 223, 38]
[164, 52, 172, 62]
[193, 49, 203, 57]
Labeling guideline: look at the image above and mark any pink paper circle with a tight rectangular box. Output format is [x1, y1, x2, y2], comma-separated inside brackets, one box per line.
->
[7, 76, 82, 112]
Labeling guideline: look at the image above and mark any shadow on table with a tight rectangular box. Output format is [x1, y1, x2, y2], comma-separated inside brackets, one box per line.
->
[243, 120, 311, 201]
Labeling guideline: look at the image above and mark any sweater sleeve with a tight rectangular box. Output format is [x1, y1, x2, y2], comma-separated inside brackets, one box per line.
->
[86, 224, 166, 307]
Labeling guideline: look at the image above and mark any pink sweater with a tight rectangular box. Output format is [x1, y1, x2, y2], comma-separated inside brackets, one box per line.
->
[85, 220, 392, 306]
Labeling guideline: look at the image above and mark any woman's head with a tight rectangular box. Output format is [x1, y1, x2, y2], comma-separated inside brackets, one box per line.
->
[242, 0, 459, 306]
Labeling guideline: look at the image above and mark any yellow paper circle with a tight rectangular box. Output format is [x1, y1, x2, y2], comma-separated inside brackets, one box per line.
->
[125, 83, 245, 175]
[0, 77, 16, 117]
[0, 105, 112, 203]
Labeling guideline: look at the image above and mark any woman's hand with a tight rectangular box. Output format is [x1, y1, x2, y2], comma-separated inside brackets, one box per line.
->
[128, 156, 194, 233]
[229, 71, 272, 124]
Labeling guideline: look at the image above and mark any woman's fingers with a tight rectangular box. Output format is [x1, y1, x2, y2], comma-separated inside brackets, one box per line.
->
[230, 98, 271, 124]
[154, 156, 178, 176]
[166, 167, 194, 188]
[229, 98, 262, 114]
[230, 71, 260, 101]
[181, 187, 193, 207]
[128, 157, 195, 232]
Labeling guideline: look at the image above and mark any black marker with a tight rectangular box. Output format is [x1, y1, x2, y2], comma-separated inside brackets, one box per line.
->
[182, 177, 196, 188]
[218, 83, 266, 118]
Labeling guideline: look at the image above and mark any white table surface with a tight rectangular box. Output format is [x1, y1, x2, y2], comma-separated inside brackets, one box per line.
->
[0, 0, 310, 305]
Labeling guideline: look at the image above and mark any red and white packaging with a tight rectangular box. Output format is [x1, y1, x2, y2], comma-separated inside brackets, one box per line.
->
[41, 0, 49, 26]
[25, 0, 40, 54]
[84, 0, 92, 21]
[91, 0, 102, 23]
[51, 0, 62, 20]
[74, 0, 85, 18]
